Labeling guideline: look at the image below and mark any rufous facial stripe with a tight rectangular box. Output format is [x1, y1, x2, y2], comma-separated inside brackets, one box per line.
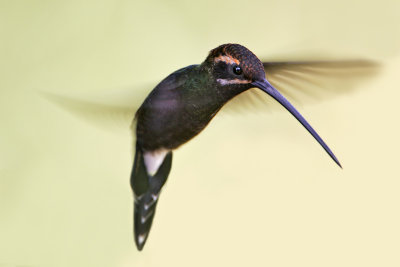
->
[214, 55, 240, 65]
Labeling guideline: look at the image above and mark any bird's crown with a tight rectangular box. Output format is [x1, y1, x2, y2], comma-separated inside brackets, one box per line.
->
[206, 43, 265, 82]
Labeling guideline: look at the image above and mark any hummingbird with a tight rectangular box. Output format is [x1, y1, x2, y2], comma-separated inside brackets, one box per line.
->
[131, 43, 343, 251]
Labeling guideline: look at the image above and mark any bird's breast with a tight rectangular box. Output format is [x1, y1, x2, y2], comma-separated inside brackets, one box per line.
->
[136, 94, 220, 151]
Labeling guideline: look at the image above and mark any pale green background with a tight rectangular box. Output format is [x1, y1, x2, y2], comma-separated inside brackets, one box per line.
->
[1, 1, 400, 266]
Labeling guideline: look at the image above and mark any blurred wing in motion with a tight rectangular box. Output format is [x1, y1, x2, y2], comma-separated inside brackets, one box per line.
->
[222, 59, 380, 113]
[40, 86, 151, 131]
[41, 59, 380, 130]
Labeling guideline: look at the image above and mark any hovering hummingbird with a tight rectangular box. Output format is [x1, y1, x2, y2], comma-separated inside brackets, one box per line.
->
[131, 43, 344, 250]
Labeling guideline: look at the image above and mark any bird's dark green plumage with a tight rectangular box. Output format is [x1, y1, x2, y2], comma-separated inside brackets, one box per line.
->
[131, 43, 342, 251]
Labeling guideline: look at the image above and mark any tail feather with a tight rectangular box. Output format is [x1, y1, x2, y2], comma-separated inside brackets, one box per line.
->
[130, 144, 173, 251]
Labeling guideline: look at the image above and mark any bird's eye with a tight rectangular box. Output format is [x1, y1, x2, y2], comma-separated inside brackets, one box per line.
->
[233, 65, 242, 75]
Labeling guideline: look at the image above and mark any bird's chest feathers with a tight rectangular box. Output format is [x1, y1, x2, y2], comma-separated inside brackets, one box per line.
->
[181, 80, 222, 121]
[137, 72, 222, 150]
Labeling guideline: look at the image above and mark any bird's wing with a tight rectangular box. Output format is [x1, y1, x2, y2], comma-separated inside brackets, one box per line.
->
[41, 59, 380, 131]
[40, 86, 150, 131]
[41, 65, 194, 133]
[222, 59, 380, 113]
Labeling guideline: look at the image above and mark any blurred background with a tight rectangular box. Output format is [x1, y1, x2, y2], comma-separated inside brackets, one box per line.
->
[1, 0, 400, 266]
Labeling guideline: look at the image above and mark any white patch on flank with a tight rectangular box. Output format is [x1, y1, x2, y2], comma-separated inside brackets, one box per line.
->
[217, 78, 251, 86]
[138, 233, 147, 245]
[143, 149, 169, 176]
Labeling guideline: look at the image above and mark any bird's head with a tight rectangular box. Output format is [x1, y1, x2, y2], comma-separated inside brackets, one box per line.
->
[203, 43, 341, 167]
[205, 43, 265, 92]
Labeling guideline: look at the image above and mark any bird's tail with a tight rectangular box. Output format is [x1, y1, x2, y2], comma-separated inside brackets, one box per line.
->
[130, 144, 173, 251]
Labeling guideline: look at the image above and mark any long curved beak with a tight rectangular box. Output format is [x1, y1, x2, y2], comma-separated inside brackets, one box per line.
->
[252, 78, 341, 168]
